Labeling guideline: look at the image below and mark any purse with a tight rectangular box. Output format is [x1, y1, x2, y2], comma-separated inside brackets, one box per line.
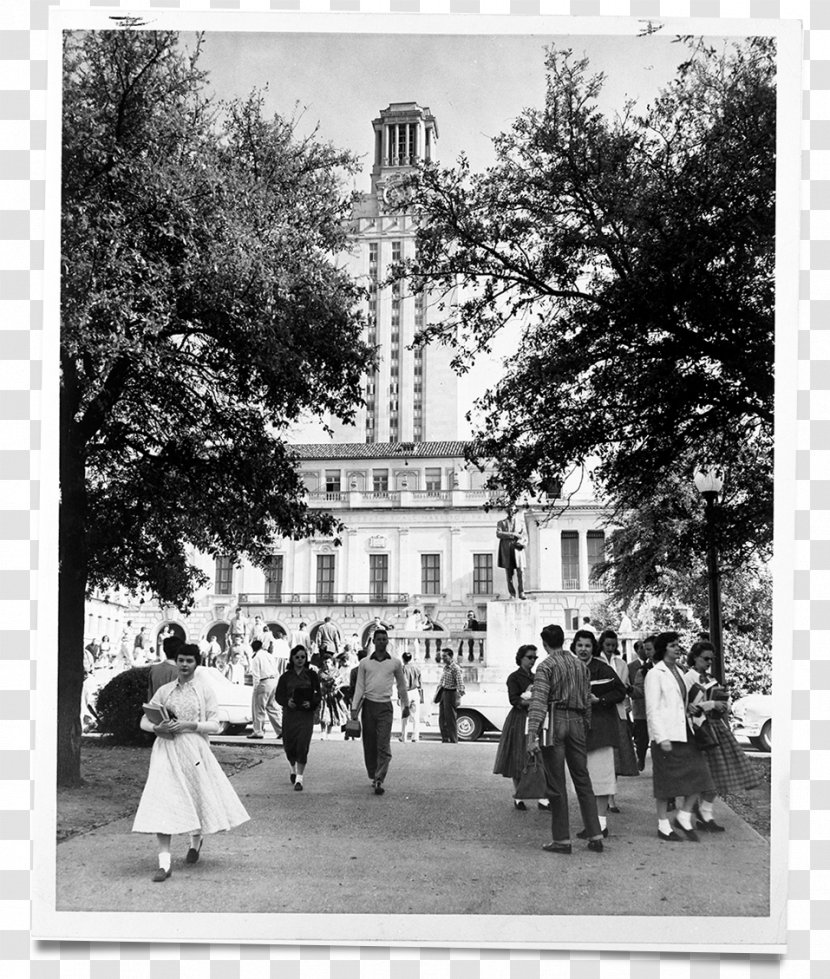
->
[513, 753, 548, 800]
[343, 717, 361, 737]
[691, 718, 720, 751]
[433, 686, 443, 704]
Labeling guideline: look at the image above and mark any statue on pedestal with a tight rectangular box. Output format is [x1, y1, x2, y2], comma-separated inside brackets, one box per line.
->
[496, 508, 527, 600]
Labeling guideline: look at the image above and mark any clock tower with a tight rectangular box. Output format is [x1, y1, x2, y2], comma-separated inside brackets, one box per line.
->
[326, 103, 459, 446]
[370, 102, 439, 212]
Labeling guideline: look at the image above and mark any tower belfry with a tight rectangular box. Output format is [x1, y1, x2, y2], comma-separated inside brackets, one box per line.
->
[370, 103, 439, 204]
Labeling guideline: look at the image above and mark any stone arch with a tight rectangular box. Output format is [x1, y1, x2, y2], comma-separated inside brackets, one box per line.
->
[156, 621, 187, 647]
[206, 621, 229, 650]
[265, 621, 288, 639]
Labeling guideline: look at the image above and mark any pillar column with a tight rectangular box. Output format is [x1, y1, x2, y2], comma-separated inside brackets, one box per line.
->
[346, 528, 360, 599]
[449, 526, 463, 602]
[397, 526, 410, 598]
[578, 530, 589, 593]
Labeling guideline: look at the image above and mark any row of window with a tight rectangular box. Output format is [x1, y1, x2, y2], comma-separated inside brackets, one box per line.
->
[215, 553, 494, 602]
[320, 468, 445, 494]
[215, 531, 606, 599]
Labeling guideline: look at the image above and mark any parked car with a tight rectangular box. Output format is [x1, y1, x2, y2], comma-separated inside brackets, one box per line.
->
[730, 693, 772, 752]
[199, 666, 254, 734]
[92, 664, 253, 737]
[426, 684, 511, 741]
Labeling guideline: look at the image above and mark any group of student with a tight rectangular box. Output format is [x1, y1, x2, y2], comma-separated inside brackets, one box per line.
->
[494, 625, 760, 853]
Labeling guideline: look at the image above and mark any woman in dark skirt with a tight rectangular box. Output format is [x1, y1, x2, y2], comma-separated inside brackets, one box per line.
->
[683, 640, 759, 831]
[275, 645, 321, 791]
[645, 632, 716, 842]
[493, 644, 549, 811]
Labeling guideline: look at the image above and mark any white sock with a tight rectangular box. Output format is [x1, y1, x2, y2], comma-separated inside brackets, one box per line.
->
[658, 819, 672, 835]
[677, 809, 694, 830]
[295, 773, 304, 784]
[158, 852, 171, 871]
[189, 832, 202, 850]
[700, 801, 715, 821]
[598, 816, 607, 831]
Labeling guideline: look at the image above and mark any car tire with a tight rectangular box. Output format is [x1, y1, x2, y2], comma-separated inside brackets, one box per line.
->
[456, 710, 484, 742]
[216, 721, 231, 735]
[757, 720, 771, 753]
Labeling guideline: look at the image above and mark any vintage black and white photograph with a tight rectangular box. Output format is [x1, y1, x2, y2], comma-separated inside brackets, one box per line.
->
[36, 10, 797, 949]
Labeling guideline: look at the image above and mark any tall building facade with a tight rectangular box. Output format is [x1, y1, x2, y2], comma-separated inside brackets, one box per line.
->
[88, 103, 615, 670]
[329, 103, 459, 445]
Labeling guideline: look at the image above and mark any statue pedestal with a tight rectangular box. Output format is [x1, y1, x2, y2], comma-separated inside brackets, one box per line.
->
[484, 599, 544, 679]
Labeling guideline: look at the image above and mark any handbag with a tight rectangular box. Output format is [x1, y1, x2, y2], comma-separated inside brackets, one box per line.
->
[343, 717, 361, 737]
[513, 753, 548, 800]
[433, 686, 443, 704]
[691, 718, 720, 751]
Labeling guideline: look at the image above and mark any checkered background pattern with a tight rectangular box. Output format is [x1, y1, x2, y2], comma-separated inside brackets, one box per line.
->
[0, 0, 821, 974]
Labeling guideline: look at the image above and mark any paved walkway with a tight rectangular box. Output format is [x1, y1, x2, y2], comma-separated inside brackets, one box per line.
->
[55, 739, 768, 917]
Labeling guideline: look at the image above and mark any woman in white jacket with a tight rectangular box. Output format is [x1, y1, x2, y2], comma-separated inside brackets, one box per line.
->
[645, 632, 715, 842]
[132, 644, 250, 880]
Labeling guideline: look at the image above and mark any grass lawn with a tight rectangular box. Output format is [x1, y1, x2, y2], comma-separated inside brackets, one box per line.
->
[56, 737, 277, 842]
[721, 755, 771, 839]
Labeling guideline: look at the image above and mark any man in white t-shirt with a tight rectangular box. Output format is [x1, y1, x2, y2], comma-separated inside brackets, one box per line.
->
[247, 639, 282, 740]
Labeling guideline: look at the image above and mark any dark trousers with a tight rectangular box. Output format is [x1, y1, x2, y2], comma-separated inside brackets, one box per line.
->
[439, 689, 458, 742]
[632, 718, 650, 769]
[360, 700, 394, 782]
[540, 710, 601, 841]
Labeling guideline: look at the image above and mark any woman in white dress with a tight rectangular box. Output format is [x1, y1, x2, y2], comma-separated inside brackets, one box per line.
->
[132, 644, 250, 881]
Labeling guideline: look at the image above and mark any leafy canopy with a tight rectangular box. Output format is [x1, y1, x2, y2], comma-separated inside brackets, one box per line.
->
[393, 37, 775, 591]
[61, 30, 374, 608]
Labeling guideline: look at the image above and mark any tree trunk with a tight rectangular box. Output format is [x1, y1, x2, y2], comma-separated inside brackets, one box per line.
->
[57, 558, 87, 787]
[57, 374, 88, 788]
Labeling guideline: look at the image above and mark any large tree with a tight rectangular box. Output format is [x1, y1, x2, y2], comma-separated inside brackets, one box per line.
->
[393, 37, 775, 587]
[59, 29, 373, 785]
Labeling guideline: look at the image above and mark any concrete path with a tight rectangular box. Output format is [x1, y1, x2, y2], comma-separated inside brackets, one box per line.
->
[55, 738, 768, 917]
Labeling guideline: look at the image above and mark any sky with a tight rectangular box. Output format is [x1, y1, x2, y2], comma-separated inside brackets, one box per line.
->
[191, 29, 728, 438]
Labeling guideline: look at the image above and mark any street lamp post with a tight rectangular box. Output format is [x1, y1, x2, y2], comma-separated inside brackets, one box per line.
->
[694, 470, 725, 685]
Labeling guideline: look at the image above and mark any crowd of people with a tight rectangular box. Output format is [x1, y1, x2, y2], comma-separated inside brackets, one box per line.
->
[493, 625, 759, 854]
[121, 609, 759, 879]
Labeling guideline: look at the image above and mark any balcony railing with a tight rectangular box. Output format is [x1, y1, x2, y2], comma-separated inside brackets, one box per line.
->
[562, 579, 581, 591]
[303, 489, 493, 508]
[238, 592, 410, 606]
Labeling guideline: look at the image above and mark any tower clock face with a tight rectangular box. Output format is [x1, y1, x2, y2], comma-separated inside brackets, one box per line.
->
[382, 175, 407, 208]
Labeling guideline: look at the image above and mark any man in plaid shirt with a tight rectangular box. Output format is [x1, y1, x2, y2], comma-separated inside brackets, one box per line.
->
[526, 624, 604, 854]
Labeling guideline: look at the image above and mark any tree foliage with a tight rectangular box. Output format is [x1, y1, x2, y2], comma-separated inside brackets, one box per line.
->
[58, 29, 373, 783]
[394, 37, 775, 587]
[62, 29, 373, 606]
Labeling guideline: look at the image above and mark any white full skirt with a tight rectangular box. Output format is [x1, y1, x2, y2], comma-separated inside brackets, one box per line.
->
[132, 733, 250, 836]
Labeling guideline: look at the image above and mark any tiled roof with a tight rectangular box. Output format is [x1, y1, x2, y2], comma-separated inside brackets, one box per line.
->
[288, 441, 473, 461]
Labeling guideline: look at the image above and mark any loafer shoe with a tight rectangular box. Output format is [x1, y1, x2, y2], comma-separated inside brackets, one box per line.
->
[373, 779, 385, 795]
[577, 827, 609, 839]
[290, 773, 296, 784]
[294, 781, 303, 791]
[152, 867, 172, 882]
[537, 801, 551, 811]
[658, 830, 682, 842]
[586, 839, 604, 853]
[185, 840, 203, 864]
[246, 733, 264, 740]
[676, 826, 700, 842]
[697, 819, 726, 833]
[513, 800, 527, 811]
[608, 805, 621, 814]
[542, 841, 572, 855]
